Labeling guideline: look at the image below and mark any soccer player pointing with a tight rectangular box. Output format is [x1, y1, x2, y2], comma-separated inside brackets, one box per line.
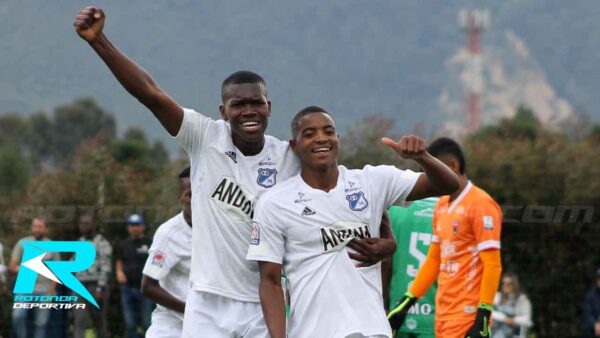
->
[247, 107, 459, 338]
[388, 137, 503, 338]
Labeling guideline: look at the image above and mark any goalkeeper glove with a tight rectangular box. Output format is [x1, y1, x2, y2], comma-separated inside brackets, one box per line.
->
[387, 292, 417, 332]
[464, 303, 493, 338]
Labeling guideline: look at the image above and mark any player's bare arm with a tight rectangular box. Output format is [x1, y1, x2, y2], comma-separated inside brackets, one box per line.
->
[141, 275, 186, 314]
[347, 211, 397, 267]
[74, 6, 183, 136]
[115, 259, 127, 285]
[257, 261, 286, 338]
[381, 135, 460, 200]
[8, 255, 20, 274]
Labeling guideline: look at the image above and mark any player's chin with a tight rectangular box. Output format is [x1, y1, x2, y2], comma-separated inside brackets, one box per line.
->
[308, 155, 336, 169]
[239, 129, 266, 142]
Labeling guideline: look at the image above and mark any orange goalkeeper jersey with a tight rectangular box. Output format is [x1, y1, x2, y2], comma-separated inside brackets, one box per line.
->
[432, 181, 502, 321]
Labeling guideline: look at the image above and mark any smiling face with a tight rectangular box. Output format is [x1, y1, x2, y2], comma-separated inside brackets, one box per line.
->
[290, 112, 339, 172]
[219, 83, 271, 148]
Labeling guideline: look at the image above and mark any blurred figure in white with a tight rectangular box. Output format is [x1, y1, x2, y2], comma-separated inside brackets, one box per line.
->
[492, 273, 532, 338]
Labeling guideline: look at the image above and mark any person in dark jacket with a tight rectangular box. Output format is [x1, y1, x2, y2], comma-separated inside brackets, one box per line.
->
[583, 268, 600, 338]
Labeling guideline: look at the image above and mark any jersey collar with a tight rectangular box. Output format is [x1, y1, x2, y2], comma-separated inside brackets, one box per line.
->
[447, 181, 473, 213]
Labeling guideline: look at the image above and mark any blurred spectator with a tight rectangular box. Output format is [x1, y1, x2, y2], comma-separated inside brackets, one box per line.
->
[47, 282, 70, 338]
[73, 214, 112, 338]
[116, 214, 154, 338]
[582, 268, 600, 338]
[0, 240, 6, 288]
[492, 273, 532, 338]
[9, 217, 58, 338]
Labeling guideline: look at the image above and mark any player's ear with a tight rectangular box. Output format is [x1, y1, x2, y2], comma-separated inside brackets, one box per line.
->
[267, 100, 272, 116]
[448, 158, 460, 174]
[219, 104, 228, 121]
[289, 139, 298, 155]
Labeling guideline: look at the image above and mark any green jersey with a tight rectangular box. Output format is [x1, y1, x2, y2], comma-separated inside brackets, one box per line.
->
[388, 198, 438, 335]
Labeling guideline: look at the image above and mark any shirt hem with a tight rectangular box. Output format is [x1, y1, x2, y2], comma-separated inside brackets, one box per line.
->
[191, 283, 260, 303]
[246, 255, 283, 264]
[337, 328, 391, 338]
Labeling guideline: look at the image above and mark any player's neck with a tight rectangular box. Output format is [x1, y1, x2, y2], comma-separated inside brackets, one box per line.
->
[300, 164, 339, 192]
[184, 213, 192, 227]
[232, 135, 265, 156]
[449, 176, 469, 201]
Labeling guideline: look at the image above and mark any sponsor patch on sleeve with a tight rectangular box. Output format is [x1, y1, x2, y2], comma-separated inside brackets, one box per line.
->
[250, 221, 260, 245]
[151, 251, 166, 267]
[483, 216, 494, 230]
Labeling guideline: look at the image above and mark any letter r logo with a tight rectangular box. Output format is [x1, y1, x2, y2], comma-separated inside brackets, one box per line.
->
[13, 241, 99, 308]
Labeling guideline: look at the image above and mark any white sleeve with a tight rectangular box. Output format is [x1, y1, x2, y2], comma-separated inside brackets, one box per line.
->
[367, 165, 421, 207]
[246, 197, 285, 264]
[142, 227, 179, 280]
[173, 108, 213, 155]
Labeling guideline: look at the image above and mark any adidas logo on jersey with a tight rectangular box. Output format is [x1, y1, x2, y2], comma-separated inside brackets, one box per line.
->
[225, 151, 237, 163]
[301, 207, 316, 216]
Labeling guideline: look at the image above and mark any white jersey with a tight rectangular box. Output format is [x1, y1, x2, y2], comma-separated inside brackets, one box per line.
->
[174, 108, 300, 302]
[143, 212, 192, 322]
[247, 165, 420, 338]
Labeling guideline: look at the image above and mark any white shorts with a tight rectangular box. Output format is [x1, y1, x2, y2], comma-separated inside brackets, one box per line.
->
[146, 312, 183, 338]
[182, 290, 268, 338]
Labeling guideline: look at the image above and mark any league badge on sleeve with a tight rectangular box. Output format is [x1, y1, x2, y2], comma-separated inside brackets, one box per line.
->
[346, 191, 368, 211]
[257, 168, 277, 188]
[151, 251, 165, 268]
[483, 215, 494, 230]
[250, 221, 260, 245]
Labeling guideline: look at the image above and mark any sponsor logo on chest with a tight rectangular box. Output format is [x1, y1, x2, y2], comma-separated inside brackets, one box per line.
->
[320, 221, 371, 253]
[294, 192, 311, 204]
[414, 207, 435, 217]
[259, 156, 277, 166]
[210, 177, 257, 221]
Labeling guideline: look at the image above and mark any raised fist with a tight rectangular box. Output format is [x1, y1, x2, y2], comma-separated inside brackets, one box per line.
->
[74, 6, 105, 43]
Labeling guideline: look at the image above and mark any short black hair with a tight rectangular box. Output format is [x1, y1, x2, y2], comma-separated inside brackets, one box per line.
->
[178, 166, 191, 190]
[291, 106, 330, 138]
[178, 166, 191, 180]
[427, 137, 466, 174]
[221, 71, 267, 102]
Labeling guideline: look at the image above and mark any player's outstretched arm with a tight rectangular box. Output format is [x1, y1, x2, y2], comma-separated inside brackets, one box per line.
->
[258, 261, 286, 338]
[141, 275, 185, 314]
[464, 249, 501, 338]
[74, 6, 183, 136]
[382, 136, 459, 200]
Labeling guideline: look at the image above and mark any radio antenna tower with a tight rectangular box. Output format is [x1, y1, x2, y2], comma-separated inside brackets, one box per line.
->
[458, 9, 489, 132]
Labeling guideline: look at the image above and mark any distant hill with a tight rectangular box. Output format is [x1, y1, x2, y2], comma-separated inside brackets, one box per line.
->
[1, 0, 598, 152]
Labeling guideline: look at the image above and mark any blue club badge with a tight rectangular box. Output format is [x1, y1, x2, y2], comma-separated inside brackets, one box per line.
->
[346, 191, 368, 211]
[257, 168, 277, 188]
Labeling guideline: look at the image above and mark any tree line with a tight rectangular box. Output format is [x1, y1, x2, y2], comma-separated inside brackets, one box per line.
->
[0, 100, 598, 337]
